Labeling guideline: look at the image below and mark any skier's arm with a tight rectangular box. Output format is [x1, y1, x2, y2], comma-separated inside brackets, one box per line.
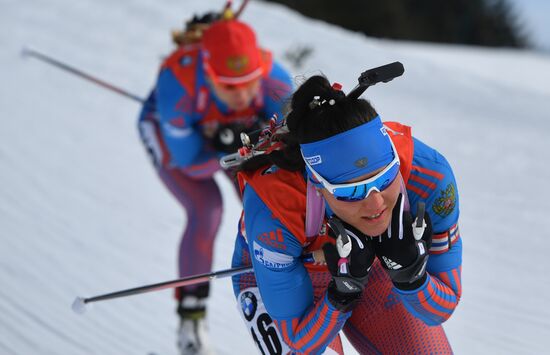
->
[155, 69, 218, 170]
[397, 142, 463, 325]
[394, 238, 462, 325]
[243, 186, 350, 354]
[138, 89, 158, 122]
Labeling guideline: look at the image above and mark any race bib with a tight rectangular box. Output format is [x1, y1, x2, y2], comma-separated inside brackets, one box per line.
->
[236, 287, 291, 355]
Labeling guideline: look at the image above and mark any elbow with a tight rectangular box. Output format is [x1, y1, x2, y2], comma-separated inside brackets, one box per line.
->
[422, 299, 462, 326]
[169, 151, 198, 168]
[162, 127, 203, 168]
[273, 321, 330, 355]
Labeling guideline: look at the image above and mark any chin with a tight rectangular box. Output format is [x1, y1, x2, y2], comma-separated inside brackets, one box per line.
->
[362, 227, 386, 237]
[357, 218, 390, 237]
[230, 102, 249, 111]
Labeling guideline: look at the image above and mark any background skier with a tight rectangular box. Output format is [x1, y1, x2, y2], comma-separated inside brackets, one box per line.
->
[137, 8, 293, 354]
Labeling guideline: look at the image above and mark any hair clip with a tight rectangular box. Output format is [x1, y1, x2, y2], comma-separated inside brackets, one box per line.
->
[309, 96, 322, 109]
[309, 95, 336, 109]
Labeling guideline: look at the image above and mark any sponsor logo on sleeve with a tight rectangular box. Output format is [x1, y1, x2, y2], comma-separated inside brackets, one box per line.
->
[253, 241, 294, 270]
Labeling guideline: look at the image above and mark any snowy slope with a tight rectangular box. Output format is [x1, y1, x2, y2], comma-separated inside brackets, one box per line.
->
[1, 0, 550, 354]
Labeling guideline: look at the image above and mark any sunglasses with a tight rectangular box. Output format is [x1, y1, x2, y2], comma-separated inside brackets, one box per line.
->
[303, 140, 400, 202]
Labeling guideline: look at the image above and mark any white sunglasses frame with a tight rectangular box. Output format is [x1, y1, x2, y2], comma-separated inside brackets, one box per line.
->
[302, 138, 401, 201]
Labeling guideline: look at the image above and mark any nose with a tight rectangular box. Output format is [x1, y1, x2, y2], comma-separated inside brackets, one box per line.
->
[360, 191, 384, 212]
[233, 88, 249, 101]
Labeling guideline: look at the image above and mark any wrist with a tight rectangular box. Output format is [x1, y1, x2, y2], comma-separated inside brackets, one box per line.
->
[382, 240, 429, 286]
[326, 280, 362, 312]
[393, 272, 427, 291]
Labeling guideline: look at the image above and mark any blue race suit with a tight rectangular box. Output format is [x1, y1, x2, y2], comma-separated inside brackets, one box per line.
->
[232, 122, 462, 354]
[138, 43, 293, 308]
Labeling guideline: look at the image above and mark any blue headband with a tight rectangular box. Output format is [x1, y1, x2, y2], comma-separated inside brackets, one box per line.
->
[300, 116, 395, 183]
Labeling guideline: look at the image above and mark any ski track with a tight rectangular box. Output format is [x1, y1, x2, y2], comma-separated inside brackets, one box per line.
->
[1, 0, 550, 354]
[0, 290, 93, 354]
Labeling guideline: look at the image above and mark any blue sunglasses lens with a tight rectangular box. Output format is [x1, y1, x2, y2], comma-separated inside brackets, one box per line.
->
[332, 163, 400, 202]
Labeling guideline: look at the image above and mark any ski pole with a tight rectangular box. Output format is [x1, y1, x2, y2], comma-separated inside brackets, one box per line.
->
[21, 46, 145, 103]
[72, 265, 253, 314]
[234, 0, 250, 18]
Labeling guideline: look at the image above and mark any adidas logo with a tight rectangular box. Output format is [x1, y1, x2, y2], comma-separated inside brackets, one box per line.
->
[382, 256, 402, 270]
[342, 281, 356, 291]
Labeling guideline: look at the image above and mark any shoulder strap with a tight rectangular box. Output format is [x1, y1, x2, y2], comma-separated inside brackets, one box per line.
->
[239, 167, 310, 244]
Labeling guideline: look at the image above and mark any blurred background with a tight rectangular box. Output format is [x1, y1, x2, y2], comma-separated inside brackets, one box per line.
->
[263, 0, 549, 51]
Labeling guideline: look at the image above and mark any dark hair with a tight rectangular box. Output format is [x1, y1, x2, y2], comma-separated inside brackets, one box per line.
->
[240, 75, 378, 172]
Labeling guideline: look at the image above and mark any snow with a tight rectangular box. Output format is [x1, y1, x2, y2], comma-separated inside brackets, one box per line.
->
[1, 0, 550, 354]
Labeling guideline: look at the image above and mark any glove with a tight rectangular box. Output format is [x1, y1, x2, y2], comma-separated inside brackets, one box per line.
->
[212, 121, 263, 154]
[212, 123, 245, 153]
[323, 217, 375, 312]
[373, 194, 433, 290]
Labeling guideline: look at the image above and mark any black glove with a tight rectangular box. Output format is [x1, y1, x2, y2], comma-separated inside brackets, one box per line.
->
[212, 120, 265, 154]
[212, 123, 246, 153]
[323, 217, 375, 312]
[373, 194, 432, 290]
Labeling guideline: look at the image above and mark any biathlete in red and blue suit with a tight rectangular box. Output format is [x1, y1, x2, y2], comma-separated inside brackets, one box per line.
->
[231, 75, 462, 354]
[137, 16, 292, 353]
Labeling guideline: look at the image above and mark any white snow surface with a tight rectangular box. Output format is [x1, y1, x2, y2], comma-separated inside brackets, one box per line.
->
[2, 1, 550, 354]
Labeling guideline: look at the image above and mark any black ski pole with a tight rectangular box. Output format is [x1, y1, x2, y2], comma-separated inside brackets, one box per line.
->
[71, 265, 253, 314]
[21, 46, 145, 103]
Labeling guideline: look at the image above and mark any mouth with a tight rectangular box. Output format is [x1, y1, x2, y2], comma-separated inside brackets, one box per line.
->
[233, 101, 248, 110]
[362, 209, 385, 222]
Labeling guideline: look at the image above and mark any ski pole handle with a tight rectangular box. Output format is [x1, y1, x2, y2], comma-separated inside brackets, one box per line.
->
[328, 218, 352, 276]
[413, 202, 427, 240]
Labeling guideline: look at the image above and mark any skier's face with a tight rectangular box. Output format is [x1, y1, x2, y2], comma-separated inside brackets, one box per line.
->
[210, 78, 261, 111]
[320, 170, 402, 237]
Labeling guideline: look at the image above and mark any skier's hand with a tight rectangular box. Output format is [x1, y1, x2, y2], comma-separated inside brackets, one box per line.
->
[212, 119, 265, 154]
[373, 194, 432, 290]
[212, 123, 246, 153]
[323, 217, 375, 312]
